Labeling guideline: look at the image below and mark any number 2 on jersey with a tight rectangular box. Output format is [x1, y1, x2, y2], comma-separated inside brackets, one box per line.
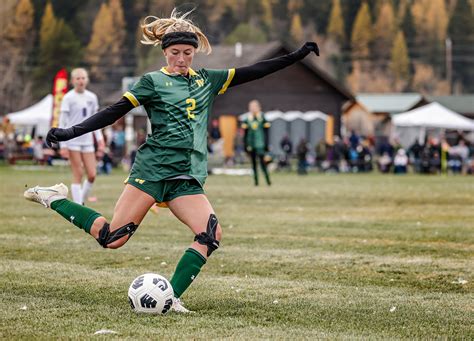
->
[186, 98, 196, 120]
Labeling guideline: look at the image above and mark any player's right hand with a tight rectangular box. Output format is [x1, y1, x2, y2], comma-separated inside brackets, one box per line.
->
[46, 127, 73, 147]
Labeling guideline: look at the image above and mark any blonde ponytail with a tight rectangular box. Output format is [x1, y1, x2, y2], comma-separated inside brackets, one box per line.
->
[141, 8, 212, 54]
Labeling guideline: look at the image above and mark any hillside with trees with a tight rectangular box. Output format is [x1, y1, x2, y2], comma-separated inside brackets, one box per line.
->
[1, 0, 473, 113]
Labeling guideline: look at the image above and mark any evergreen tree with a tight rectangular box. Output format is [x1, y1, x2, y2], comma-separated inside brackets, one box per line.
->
[4, 0, 34, 43]
[342, 0, 363, 43]
[287, 0, 304, 14]
[401, 3, 416, 46]
[351, 2, 372, 61]
[260, 0, 274, 30]
[290, 13, 304, 43]
[35, 14, 82, 97]
[391, 30, 410, 83]
[0, 0, 35, 113]
[108, 0, 126, 67]
[39, 2, 55, 47]
[373, 1, 396, 61]
[327, 0, 345, 45]
[448, 0, 474, 91]
[85, 2, 114, 80]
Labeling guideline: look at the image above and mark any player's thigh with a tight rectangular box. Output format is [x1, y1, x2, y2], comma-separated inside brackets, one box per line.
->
[167, 194, 221, 238]
[81, 151, 97, 179]
[110, 184, 156, 229]
[68, 150, 83, 180]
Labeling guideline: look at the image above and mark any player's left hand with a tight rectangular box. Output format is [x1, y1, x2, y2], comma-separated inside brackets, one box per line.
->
[303, 42, 320, 56]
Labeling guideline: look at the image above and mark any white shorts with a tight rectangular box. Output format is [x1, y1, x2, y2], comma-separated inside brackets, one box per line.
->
[66, 144, 95, 153]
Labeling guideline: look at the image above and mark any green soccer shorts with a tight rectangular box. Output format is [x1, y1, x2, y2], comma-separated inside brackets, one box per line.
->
[124, 176, 204, 206]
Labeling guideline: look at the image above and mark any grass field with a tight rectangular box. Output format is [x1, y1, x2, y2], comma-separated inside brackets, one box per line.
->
[0, 165, 473, 339]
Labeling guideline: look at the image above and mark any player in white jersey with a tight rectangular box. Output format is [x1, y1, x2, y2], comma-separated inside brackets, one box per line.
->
[59, 68, 105, 204]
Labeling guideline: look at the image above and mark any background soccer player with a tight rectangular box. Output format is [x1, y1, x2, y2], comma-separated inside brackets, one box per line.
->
[242, 99, 271, 186]
[24, 9, 319, 312]
[59, 68, 105, 204]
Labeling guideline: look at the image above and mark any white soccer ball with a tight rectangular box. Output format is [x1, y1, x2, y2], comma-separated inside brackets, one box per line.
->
[128, 273, 174, 314]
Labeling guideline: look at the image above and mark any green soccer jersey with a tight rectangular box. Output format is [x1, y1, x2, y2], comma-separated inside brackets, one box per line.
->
[242, 113, 271, 152]
[124, 67, 235, 185]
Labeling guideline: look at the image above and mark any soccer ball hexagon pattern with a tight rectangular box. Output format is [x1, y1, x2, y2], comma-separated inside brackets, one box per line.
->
[128, 273, 174, 314]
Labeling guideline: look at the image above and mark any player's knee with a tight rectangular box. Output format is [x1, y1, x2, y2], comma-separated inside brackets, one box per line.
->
[194, 214, 220, 257]
[105, 236, 128, 249]
[96, 222, 139, 249]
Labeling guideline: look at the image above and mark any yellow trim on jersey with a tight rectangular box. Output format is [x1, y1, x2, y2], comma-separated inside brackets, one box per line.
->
[160, 67, 198, 77]
[123, 91, 139, 107]
[241, 123, 248, 129]
[160, 67, 171, 75]
[218, 68, 235, 95]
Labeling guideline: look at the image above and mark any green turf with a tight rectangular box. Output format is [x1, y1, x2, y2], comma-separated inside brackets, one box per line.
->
[0, 166, 473, 339]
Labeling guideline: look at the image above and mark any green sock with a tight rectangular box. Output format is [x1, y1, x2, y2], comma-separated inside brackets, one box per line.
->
[170, 248, 206, 298]
[50, 199, 102, 234]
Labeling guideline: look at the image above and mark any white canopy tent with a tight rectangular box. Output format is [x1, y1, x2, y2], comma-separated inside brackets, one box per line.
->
[6, 94, 53, 137]
[392, 102, 474, 148]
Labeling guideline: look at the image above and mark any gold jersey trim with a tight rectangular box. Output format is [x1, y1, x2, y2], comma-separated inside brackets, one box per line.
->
[123, 91, 139, 107]
[218, 68, 235, 95]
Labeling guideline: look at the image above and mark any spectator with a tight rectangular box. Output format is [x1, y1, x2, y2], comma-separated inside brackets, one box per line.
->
[111, 125, 126, 165]
[349, 130, 360, 149]
[296, 138, 309, 175]
[332, 136, 346, 172]
[378, 152, 392, 173]
[315, 139, 327, 171]
[359, 140, 373, 172]
[394, 149, 408, 174]
[449, 139, 469, 174]
[278, 134, 292, 170]
[408, 140, 423, 173]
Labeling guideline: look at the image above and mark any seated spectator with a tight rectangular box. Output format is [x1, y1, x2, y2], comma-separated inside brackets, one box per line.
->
[296, 138, 309, 175]
[408, 140, 423, 173]
[315, 139, 327, 171]
[378, 152, 392, 173]
[359, 141, 373, 172]
[449, 139, 469, 174]
[278, 134, 292, 171]
[394, 149, 408, 174]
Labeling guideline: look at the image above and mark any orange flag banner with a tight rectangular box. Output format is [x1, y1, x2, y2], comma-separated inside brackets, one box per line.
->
[51, 69, 68, 128]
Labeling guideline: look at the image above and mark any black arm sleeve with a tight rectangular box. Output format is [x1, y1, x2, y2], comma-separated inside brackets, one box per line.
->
[56, 97, 134, 141]
[229, 46, 312, 87]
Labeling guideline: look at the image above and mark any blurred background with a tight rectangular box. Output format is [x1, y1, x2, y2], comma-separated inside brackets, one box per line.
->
[1, 0, 474, 175]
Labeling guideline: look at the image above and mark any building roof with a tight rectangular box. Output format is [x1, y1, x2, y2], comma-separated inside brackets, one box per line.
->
[427, 95, 474, 116]
[356, 93, 427, 114]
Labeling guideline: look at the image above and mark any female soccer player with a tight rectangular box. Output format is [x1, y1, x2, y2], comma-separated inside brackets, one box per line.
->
[24, 9, 319, 312]
[59, 68, 105, 204]
[242, 99, 271, 186]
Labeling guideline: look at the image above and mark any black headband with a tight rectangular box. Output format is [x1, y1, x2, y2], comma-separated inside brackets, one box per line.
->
[162, 32, 199, 49]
